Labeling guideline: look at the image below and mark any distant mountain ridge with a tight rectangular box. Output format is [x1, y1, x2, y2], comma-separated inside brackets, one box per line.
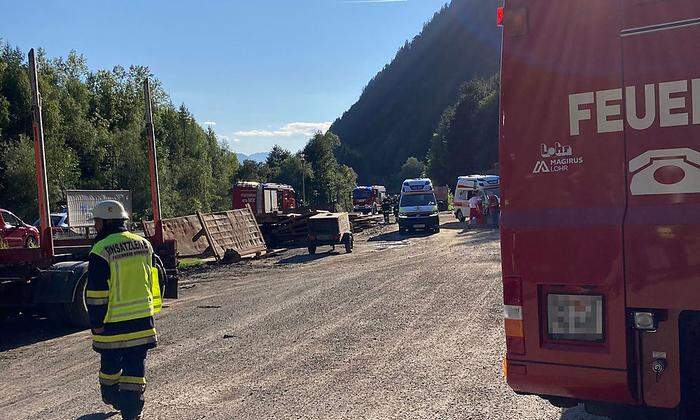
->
[331, 0, 502, 185]
[236, 152, 269, 163]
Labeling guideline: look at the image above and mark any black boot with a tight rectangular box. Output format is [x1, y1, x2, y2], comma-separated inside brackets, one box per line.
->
[119, 391, 145, 420]
[100, 384, 121, 410]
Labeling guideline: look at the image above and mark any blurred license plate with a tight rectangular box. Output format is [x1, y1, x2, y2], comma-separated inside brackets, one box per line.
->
[414, 224, 425, 228]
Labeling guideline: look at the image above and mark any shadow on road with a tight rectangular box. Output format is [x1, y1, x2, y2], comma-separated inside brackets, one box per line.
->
[276, 250, 341, 265]
[368, 229, 435, 242]
[76, 412, 119, 420]
[560, 405, 609, 420]
[442, 220, 499, 232]
[0, 314, 84, 352]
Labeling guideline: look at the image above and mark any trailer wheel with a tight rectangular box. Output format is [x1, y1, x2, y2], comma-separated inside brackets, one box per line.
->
[153, 255, 167, 299]
[344, 235, 353, 253]
[63, 274, 90, 328]
[308, 245, 317, 255]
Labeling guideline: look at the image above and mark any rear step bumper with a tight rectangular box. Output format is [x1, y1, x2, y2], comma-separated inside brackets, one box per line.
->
[506, 360, 637, 405]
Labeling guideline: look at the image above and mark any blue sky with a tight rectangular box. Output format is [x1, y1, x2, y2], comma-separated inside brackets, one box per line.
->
[1, 0, 448, 155]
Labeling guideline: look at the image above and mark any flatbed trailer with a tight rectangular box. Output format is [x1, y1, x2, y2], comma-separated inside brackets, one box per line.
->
[0, 50, 177, 327]
[499, 1, 700, 418]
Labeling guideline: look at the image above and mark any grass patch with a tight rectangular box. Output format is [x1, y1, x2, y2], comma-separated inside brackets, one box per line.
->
[178, 258, 204, 270]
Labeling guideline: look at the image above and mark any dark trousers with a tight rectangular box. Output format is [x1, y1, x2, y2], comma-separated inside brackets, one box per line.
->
[99, 347, 148, 418]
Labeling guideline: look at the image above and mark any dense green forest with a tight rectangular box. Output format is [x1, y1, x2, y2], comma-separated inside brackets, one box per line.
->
[0, 43, 238, 221]
[426, 75, 499, 186]
[0, 43, 356, 221]
[331, 0, 502, 187]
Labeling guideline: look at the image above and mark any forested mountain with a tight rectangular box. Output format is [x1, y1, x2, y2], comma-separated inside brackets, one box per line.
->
[426, 75, 499, 186]
[331, 0, 502, 186]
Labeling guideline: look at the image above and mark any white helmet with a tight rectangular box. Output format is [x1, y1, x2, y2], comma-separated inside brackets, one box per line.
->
[92, 200, 129, 221]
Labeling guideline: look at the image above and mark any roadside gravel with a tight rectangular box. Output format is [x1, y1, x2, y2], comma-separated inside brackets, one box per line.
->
[0, 216, 599, 419]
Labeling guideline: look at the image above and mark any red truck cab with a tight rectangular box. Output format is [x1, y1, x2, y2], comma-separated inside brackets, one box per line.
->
[500, 1, 700, 417]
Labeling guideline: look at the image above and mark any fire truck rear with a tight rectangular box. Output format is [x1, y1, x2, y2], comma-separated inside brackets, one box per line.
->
[500, 1, 700, 418]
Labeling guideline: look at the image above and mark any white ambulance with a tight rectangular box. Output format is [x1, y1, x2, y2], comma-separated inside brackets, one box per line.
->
[398, 178, 440, 234]
[452, 175, 500, 222]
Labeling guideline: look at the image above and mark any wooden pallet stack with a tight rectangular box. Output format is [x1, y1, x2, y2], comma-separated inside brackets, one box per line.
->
[349, 214, 383, 233]
[264, 212, 319, 246]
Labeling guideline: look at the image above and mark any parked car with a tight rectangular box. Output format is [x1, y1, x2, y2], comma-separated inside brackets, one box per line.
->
[33, 212, 69, 229]
[307, 212, 354, 254]
[1, 209, 40, 248]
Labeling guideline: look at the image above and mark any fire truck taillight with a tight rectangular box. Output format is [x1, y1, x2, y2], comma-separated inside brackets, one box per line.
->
[547, 294, 604, 342]
[503, 7, 529, 37]
[503, 277, 525, 354]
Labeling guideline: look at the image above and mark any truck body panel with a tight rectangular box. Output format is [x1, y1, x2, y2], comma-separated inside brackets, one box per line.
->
[501, 0, 700, 412]
[621, 0, 700, 409]
[232, 182, 296, 215]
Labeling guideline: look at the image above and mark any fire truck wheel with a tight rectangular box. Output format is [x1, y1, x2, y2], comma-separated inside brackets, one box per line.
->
[308, 245, 317, 255]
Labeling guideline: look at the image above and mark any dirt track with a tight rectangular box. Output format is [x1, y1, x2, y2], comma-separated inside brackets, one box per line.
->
[0, 216, 600, 419]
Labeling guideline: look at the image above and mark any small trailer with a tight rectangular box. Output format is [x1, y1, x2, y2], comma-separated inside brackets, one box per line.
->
[0, 50, 177, 327]
[306, 212, 353, 255]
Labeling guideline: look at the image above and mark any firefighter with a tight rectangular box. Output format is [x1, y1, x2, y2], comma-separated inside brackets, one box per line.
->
[487, 192, 501, 228]
[381, 196, 393, 224]
[86, 200, 161, 420]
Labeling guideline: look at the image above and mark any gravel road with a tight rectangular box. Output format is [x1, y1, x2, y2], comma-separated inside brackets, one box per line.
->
[0, 216, 602, 419]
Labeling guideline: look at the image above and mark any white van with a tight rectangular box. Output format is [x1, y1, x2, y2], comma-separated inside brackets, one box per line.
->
[398, 178, 440, 233]
[453, 175, 500, 222]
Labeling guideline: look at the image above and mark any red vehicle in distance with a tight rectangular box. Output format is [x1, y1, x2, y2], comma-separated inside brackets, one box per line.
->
[1, 208, 40, 248]
[352, 185, 386, 214]
[232, 182, 297, 215]
[500, 1, 700, 418]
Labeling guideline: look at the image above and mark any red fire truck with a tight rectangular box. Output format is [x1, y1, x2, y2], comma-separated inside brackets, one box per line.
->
[352, 185, 386, 214]
[500, 2, 700, 418]
[232, 182, 296, 215]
